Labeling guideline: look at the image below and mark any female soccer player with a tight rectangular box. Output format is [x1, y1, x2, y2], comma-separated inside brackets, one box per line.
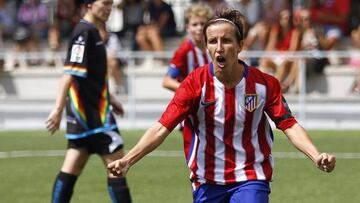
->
[45, 1, 131, 202]
[108, 8, 335, 203]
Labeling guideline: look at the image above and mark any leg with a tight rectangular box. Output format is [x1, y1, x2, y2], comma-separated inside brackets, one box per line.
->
[108, 55, 123, 94]
[102, 149, 132, 203]
[146, 25, 164, 51]
[51, 148, 90, 203]
[259, 58, 277, 75]
[281, 60, 298, 93]
[274, 60, 292, 83]
[135, 26, 152, 51]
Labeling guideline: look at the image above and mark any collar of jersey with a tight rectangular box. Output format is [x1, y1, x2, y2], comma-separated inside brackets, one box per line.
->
[210, 60, 248, 78]
[80, 19, 97, 28]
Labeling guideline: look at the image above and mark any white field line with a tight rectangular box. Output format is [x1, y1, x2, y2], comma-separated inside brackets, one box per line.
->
[0, 150, 360, 159]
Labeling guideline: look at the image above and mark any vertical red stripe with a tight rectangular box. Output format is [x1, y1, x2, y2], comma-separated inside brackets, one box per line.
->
[203, 53, 209, 64]
[190, 48, 199, 74]
[242, 78, 257, 180]
[183, 119, 193, 161]
[258, 116, 273, 180]
[224, 88, 236, 183]
[204, 79, 215, 182]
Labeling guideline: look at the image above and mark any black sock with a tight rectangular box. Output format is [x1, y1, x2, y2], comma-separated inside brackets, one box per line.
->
[51, 171, 78, 203]
[108, 177, 132, 203]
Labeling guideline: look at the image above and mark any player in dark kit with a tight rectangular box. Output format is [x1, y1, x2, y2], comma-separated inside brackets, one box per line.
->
[45, 1, 131, 203]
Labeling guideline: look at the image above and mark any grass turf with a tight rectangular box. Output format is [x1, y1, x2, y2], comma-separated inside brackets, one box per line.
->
[0, 130, 359, 203]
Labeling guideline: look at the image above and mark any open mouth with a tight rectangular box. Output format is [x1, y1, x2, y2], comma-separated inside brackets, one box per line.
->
[216, 55, 226, 68]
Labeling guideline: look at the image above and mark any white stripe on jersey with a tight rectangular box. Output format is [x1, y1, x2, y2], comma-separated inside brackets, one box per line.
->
[265, 116, 275, 171]
[195, 83, 208, 183]
[234, 79, 247, 182]
[194, 46, 208, 66]
[213, 78, 225, 183]
[187, 117, 199, 168]
[187, 51, 195, 73]
[251, 83, 267, 180]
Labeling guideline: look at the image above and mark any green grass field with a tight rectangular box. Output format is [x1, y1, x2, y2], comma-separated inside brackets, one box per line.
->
[0, 130, 359, 203]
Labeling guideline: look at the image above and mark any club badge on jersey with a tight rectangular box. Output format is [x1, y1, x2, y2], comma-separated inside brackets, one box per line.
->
[244, 94, 259, 112]
[70, 36, 85, 63]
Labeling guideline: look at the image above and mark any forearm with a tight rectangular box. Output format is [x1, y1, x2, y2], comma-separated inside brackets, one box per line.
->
[284, 123, 320, 163]
[162, 76, 180, 92]
[123, 122, 170, 167]
[53, 74, 73, 112]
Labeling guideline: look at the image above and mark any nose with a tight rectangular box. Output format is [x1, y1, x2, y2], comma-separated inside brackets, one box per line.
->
[216, 40, 223, 52]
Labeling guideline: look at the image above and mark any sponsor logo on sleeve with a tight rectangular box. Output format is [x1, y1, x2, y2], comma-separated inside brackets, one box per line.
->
[70, 44, 85, 63]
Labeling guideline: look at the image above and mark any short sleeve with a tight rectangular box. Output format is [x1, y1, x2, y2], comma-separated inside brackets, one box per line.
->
[64, 31, 89, 78]
[168, 45, 188, 78]
[265, 77, 297, 131]
[159, 73, 198, 131]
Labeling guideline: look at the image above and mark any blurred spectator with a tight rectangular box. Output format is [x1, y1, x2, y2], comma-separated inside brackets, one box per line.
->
[298, 9, 328, 76]
[0, 0, 18, 70]
[135, 0, 176, 51]
[0, 0, 17, 38]
[48, 0, 79, 52]
[292, 0, 308, 26]
[308, 0, 350, 51]
[349, 0, 360, 32]
[14, 0, 49, 67]
[17, 0, 49, 40]
[349, 23, 360, 95]
[117, 0, 145, 50]
[261, 0, 290, 25]
[99, 28, 126, 95]
[229, 0, 262, 27]
[47, 0, 82, 66]
[163, 2, 213, 92]
[244, 0, 288, 67]
[242, 21, 270, 66]
[199, 0, 228, 14]
[259, 9, 301, 93]
[0, 29, 3, 70]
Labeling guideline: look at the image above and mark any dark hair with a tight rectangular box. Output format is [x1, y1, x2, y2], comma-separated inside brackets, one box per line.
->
[203, 8, 246, 43]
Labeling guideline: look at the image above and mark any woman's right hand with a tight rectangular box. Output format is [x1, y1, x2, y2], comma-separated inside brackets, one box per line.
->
[45, 108, 63, 134]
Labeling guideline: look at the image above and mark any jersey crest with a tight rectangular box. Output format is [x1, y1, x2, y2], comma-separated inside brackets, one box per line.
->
[244, 94, 259, 112]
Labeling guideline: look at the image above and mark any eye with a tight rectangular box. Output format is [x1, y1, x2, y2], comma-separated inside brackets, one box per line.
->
[222, 38, 232, 43]
[208, 38, 217, 44]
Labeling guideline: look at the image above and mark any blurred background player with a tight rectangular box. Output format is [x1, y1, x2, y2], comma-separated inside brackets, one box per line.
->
[108, 8, 336, 203]
[162, 2, 213, 92]
[45, 0, 131, 202]
[99, 28, 125, 95]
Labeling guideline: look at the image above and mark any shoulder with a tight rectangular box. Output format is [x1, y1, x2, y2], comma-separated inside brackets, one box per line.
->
[248, 67, 280, 86]
[73, 20, 97, 34]
[175, 39, 194, 52]
[183, 64, 210, 83]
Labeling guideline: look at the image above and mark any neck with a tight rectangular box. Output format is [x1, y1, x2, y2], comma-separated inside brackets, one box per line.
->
[83, 13, 103, 30]
[215, 62, 244, 88]
[195, 41, 206, 51]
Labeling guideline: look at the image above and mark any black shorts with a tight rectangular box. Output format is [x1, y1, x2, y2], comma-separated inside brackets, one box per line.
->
[67, 130, 124, 155]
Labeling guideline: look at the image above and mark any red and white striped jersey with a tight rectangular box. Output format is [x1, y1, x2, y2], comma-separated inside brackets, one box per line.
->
[159, 61, 297, 189]
[167, 38, 212, 82]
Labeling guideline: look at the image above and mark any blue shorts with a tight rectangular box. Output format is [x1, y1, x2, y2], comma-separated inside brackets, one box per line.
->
[193, 180, 270, 203]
